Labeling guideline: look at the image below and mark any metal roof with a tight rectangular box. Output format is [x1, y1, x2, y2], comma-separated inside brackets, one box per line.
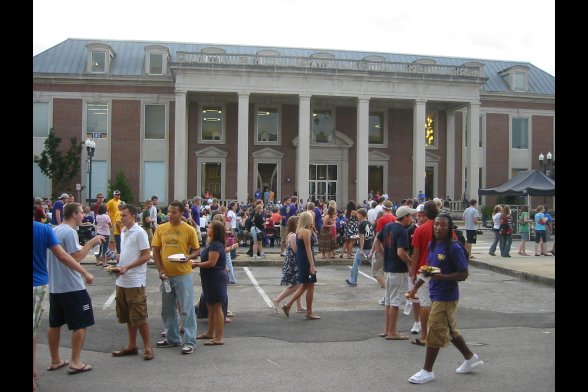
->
[33, 38, 555, 95]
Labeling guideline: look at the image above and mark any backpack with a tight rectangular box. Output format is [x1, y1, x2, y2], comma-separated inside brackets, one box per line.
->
[454, 229, 466, 247]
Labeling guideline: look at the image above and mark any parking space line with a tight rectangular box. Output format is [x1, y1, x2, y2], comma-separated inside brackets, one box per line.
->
[347, 266, 377, 282]
[102, 290, 116, 309]
[243, 267, 274, 308]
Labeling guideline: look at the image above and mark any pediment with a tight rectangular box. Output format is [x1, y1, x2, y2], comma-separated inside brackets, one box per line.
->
[426, 150, 442, 162]
[292, 131, 353, 148]
[195, 146, 228, 158]
[369, 150, 390, 161]
[251, 147, 284, 159]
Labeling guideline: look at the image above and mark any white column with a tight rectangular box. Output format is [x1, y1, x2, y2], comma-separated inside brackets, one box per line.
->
[173, 90, 187, 201]
[446, 111, 456, 200]
[466, 102, 480, 200]
[356, 97, 370, 203]
[297, 95, 311, 203]
[237, 92, 250, 203]
[412, 99, 427, 198]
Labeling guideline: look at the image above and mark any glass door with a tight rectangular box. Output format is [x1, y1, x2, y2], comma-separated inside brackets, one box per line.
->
[309, 164, 337, 202]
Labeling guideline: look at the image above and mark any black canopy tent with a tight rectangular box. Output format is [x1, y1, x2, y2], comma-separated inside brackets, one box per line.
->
[478, 170, 555, 197]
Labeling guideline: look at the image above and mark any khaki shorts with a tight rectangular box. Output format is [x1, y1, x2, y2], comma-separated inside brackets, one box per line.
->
[115, 286, 148, 326]
[142, 226, 153, 245]
[280, 226, 288, 242]
[33, 285, 47, 336]
[426, 300, 461, 348]
[415, 273, 431, 307]
[384, 272, 408, 307]
[371, 253, 384, 278]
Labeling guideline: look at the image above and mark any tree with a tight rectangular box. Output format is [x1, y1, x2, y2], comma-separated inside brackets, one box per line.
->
[33, 128, 81, 199]
[107, 170, 134, 204]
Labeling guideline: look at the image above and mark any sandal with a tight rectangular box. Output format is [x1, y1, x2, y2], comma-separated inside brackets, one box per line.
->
[305, 313, 321, 320]
[282, 304, 291, 317]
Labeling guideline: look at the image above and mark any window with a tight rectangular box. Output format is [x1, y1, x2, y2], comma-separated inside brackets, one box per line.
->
[369, 112, 384, 144]
[425, 113, 437, 147]
[86, 103, 109, 139]
[512, 118, 529, 149]
[85, 160, 107, 202]
[256, 107, 279, 143]
[312, 109, 334, 143]
[513, 72, 526, 92]
[145, 104, 166, 139]
[144, 161, 166, 205]
[91, 52, 106, 73]
[33, 162, 49, 198]
[368, 165, 383, 195]
[200, 105, 225, 142]
[33, 102, 49, 137]
[149, 53, 163, 75]
[86, 43, 115, 74]
[201, 162, 222, 198]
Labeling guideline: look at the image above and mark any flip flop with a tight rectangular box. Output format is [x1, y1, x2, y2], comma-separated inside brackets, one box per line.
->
[379, 333, 387, 338]
[47, 360, 69, 371]
[203, 340, 224, 346]
[68, 364, 92, 375]
[196, 334, 213, 339]
[411, 338, 426, 346]
[385, 334, 409, 340]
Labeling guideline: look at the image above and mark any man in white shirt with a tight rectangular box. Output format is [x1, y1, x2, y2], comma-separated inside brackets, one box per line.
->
[112, 204, 153, 360]
[149, 195, 159, 230]
[463, 199, 480, 259]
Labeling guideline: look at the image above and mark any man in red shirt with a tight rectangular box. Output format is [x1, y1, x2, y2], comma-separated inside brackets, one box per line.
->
[409, 201, 438, 346]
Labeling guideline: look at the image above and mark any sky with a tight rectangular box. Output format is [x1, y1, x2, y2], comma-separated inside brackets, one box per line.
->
[33, 0, 555, 76]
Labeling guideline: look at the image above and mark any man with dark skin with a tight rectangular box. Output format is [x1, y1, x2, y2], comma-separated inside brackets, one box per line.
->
[408, 214, 484, 384]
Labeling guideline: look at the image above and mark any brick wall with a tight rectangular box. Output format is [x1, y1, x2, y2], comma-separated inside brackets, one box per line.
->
[111, 100, 141, 203]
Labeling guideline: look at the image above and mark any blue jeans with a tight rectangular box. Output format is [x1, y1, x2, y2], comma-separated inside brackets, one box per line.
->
[99, 235, 110, 258]
[226, 255, 236, 284]
[499, 235, 512, 257]
[161, 274, 197, 347]
[488, 229, 500, 254]
[348, 248, 364, 285]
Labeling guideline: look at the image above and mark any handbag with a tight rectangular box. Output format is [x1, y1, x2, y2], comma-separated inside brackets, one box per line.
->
[256, 230, 264, 241]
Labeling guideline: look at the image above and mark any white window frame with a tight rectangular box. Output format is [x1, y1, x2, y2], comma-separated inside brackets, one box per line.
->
[425, 112, 439, 149]
[512, 71, 527, 92]
[254, 105, 281, 145]
[368, 110, 387, 147]
[198, 103, 226, 144]
[84, 101, 111, 139]
[148, 53, 164, 75]
[85, 43, 114, 74]
[311, 107, 336, 144]
[511, 116, 529, 150]
[143, 103, 167, 140]
[33, 101, 52, 138]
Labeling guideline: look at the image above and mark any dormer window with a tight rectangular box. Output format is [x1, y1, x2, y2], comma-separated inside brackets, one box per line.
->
[499, 65, 530, 92]
[85, 43, 115, 74]
[144, 45, 170, 76]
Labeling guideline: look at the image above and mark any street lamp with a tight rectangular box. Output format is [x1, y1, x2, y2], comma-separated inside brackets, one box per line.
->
[85, 138, 96, 206]
[538, 151, 554, 206]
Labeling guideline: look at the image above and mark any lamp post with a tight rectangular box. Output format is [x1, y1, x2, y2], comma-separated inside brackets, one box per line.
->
[538, 152, 554, 206]
[85, 138, 96, 206]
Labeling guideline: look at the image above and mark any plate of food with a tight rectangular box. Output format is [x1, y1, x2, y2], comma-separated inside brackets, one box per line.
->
[419, 266, 441, 275]
[168, 254, 188, 262]
[104, 265, 121, 273]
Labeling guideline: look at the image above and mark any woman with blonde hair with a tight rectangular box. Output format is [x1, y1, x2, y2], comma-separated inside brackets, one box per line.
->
[271, 216, 306, 313]
[282, 211, 320, 319]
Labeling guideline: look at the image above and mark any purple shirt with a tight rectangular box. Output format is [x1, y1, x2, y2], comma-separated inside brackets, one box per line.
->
[51, 200, 64, 225]
[428, 241, 469, 302]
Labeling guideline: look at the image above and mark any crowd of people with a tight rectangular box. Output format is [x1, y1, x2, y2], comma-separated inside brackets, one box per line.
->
[33, 189, 497, 389]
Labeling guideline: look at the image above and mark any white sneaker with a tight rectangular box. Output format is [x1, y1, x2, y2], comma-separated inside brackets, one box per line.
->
[456, 353, 484, 374]
[253, 255, 261, 260]
[411, 322, 421, 334]
[378, 296, 386, 305]
[409, 369, 434, 384]
[260, 252, 267, 258]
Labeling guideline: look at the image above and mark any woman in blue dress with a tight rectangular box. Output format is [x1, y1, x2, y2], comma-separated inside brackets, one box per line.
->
[193, 220, 227, 345]
[281, 211, 320, 320]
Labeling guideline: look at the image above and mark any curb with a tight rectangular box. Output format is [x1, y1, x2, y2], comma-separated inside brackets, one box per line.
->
[467, 259, 555, 287]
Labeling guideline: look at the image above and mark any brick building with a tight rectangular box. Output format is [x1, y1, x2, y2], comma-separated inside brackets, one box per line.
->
[33, 39, 555, 207]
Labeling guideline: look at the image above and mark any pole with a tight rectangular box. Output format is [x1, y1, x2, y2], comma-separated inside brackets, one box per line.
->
[88, 153, 92, 208]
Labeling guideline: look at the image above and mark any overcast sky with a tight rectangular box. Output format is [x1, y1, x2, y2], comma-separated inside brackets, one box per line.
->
[33, 0, 555, 76]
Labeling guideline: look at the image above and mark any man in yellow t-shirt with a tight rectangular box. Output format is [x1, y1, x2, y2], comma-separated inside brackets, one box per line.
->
[152, 201, 201, 354]
[113, 202, 124, 254]
[106, 190, 122, 252]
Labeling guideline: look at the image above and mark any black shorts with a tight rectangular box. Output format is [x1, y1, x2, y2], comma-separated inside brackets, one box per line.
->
[49, 289, 95, 330]
[465, 230, 477, 244]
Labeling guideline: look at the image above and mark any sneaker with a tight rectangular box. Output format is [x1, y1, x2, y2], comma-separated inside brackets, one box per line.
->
[409, 369, 435, 384]
[181, 344, 195, 355]
[378, 296, 386, 306]
[160, 330, 166, 337]
[411, 322, 421, 334]
[253, 255, 261, 260]
[345, 279, 357, 287]
[456, 353, 484, 374]
[156, 339, 179, 348]
[260, 252, 267, 258]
